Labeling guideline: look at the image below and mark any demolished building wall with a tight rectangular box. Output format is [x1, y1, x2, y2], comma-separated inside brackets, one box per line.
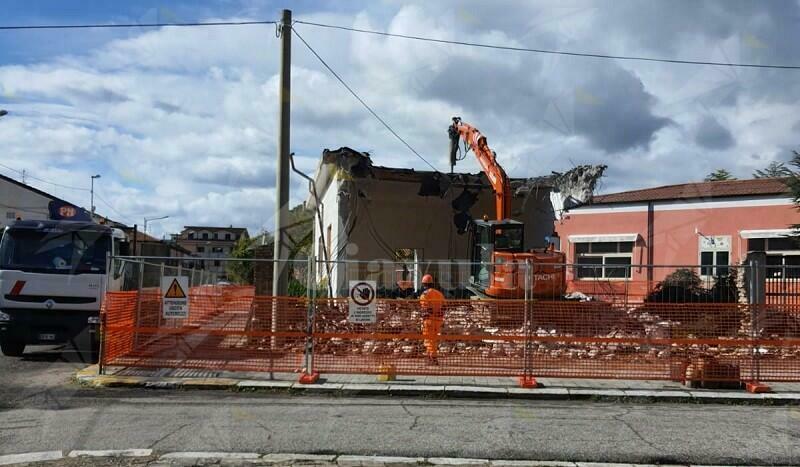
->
[309, 147, 604, 295]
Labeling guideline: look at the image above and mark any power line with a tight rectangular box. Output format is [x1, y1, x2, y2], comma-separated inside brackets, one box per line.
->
[294, 20, 800, 70]
[24, 172, 90, 192]
[0, 20, 276, 31]
[293, 27, 442, 173]
[0, 162, 90, 191]
[0, 162, 133, 222]
[93, 191, 134, 224]
[2, 15, 794, 69]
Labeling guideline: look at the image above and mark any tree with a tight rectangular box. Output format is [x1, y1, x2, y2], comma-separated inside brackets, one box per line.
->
[753, 161, 792, 179]
[704, 169, 736, 182]
[646, 268, 703, 303]
[226, 236, 256, 285]
[284, 204, 314, 258]
[223, 203, 314, 289]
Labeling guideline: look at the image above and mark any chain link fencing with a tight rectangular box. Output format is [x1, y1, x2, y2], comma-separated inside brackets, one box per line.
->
[99, 256, 800, 386]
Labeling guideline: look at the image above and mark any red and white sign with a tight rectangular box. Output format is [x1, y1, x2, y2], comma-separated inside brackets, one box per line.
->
[348, 280, 377, 323]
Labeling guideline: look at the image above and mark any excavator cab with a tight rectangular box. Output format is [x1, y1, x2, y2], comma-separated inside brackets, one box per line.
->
[470, 219, 524, 290]
[450, 116, 566, 299]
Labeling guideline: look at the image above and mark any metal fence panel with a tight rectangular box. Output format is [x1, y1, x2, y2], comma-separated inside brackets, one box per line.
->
[311, 298, 527, 376]
[99, 257, 800, 384]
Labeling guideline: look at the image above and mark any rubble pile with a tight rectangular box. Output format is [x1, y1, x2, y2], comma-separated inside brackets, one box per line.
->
[199, 296, 800, 372]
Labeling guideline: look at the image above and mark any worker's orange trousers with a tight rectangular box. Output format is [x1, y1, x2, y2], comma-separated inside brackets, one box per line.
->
[423, 318, 444, 358]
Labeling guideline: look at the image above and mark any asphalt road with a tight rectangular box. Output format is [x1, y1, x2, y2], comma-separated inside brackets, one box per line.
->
[1, 350, 799, 465]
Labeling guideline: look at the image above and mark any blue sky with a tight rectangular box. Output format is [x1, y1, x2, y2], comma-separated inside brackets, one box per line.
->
[1, 1, 799, 237]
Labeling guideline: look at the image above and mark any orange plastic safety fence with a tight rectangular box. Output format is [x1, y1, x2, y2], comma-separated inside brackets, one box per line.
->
[101, 290, 137, 362]
[753, 304, 800, 382]
[526, 301, 754, 382]
[102, 290, 306, 373]
[566, 280, 653, 303]
[312, 298, 527, 376]
[101, 291, 800, 383]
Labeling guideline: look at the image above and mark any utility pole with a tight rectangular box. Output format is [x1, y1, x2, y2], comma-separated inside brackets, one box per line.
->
[144, 215, 169, 235]
[272, 8, 291, 297]
[90, 174, 101, 216]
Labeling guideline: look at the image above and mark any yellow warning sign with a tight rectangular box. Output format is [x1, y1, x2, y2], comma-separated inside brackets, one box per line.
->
[164, 279, 186, 298]
[161, 276, 189, 319]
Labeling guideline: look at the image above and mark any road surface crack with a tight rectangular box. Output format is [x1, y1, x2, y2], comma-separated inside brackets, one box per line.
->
[255, 422, 273, 440]
[148, 422, 192, 449]
[400, 402, 421, 431]
[612, 409, 659, 451]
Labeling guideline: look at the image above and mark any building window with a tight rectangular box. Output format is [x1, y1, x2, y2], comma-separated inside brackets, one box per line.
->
[748, 237, 800, 278]
[214, 260, 221, 267]
[225, 233, 231, 240]
[202, 232, 209, 240]
[699, 236, 730, 277]
[212, 247, 224, 253]
[700, 251, 729, 277]
[188, 232, 195, 240]
[213, 232, 218, 240]
[197, 246, 205, 253]
[575, 241, 633, 279]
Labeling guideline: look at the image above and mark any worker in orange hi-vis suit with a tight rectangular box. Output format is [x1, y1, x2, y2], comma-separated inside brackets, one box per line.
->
[419, 274, 445, 365]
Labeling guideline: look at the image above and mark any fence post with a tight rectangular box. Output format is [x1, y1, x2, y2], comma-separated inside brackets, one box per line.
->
[98, 251, 112, 375]
[159, 262, 165, 330]
[299, 255, 320, 384]
[519, 260, 538, 388]
[746, 252, 770, 393]
[134, 260, 145, 351]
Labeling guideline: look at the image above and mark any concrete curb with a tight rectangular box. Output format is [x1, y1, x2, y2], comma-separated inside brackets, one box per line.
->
[74, 368, 800, 404]
[0, 451, 790, 467]
[0, 451, 63, 466]
[68, 449, 153, 458]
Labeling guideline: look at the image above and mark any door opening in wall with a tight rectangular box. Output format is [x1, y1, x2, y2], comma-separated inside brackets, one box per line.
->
[395, 248, 420, 291]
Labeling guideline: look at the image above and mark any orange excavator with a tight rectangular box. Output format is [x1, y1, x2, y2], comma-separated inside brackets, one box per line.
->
[448, 117, 566, 299]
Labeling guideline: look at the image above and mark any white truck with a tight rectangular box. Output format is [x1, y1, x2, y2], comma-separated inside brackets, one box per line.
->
[0, 219, 128, 361]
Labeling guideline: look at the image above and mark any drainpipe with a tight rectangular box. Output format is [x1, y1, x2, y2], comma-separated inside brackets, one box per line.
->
[647, 201, 654, 283]
[289, 153, 333, 297]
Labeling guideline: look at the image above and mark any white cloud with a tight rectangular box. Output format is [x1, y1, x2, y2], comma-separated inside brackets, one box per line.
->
[1, 1, 799, 237]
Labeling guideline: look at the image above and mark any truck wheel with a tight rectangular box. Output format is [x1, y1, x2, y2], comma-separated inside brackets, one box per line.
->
[0, 338, 25, 357]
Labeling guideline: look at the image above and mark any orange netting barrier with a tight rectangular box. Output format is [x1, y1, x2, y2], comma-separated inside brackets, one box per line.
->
[312, 298, 527, 376]
[101, 291, 800, 383]
[102, 289, 306, 373]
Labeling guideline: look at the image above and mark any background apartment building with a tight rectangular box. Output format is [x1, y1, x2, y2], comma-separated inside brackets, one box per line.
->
[174, 226, 249, 279]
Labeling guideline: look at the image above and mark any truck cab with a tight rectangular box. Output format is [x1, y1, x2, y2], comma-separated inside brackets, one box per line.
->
[0, 220, 128, 360]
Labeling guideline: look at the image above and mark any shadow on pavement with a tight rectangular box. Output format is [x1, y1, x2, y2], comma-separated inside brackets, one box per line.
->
[22, 347, 95, 364]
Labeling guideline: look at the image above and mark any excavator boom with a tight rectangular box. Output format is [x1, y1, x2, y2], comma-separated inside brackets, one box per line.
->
[449, 117, 511, 220]
[448, 116, 566, 300]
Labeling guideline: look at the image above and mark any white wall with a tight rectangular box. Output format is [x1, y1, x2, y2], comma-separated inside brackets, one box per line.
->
[313, 175, 343, 291]
[0, 178, 53, 230]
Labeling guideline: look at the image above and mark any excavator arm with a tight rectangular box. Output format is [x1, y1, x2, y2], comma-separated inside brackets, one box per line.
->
[448, 117, 512, 220]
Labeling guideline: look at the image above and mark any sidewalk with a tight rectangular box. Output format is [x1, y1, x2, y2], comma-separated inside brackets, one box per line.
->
[75, 365, 800, 404]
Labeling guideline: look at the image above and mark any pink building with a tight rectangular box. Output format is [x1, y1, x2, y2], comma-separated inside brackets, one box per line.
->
[555, 178, 800, 298]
